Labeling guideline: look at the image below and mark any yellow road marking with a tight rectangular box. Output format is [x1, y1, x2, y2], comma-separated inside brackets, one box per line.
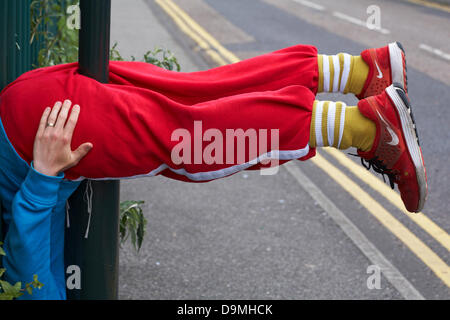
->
[311, 152, 450, 287]
[156, 0, 450, 287]
[325, 147, 450, 252]
[155, 0, 229, 66]
[163, 0, 241, 64]
[157, 0, 450, 254]
[405, 0, 450, 13]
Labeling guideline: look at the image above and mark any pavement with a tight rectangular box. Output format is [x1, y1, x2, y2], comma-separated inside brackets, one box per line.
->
[113, 0, 450, 299]
[110, 0, 202, 72]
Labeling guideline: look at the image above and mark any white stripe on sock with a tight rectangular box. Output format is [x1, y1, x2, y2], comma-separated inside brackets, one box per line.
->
[332, 55, 340, 92]
[337, 102, 347, 148]
[322, 55, 330, 92]
[315, 101, 324, 147]
[340, 53, 351, 92]
[327, 102, 336, 146]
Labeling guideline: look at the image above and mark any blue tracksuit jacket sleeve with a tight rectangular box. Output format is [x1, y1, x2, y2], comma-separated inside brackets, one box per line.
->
[2, 163, 65, 300]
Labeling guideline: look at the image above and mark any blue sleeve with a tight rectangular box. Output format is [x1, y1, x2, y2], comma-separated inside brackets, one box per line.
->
[2, 163, 65, 300]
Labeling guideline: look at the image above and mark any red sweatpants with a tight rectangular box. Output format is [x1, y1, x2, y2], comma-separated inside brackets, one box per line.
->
[0, 44, 319, 182]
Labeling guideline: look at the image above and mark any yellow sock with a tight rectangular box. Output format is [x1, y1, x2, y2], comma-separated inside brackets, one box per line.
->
[318, 54, 369, 95]
[309, 101, 375, 152]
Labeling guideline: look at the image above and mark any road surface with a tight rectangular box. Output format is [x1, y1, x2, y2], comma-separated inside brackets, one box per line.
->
[118, 0, 450, 299]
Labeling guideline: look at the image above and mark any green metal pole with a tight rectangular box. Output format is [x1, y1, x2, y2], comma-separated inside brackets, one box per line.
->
[0, 0, 32, 90]
[64, 0, 120, 300]
[0, 0, 32, 263]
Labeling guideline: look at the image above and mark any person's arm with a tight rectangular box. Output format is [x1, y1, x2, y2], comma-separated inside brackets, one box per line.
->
[2, 100, 92, 300]
[3, 163, 65, 299]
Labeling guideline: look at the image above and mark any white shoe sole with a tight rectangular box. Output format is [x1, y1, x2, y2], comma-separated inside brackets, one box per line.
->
[386, 84, 427, 212]
[389, 42, 407, 91]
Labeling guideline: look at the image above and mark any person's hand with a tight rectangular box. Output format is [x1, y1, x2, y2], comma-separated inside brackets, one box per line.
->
[33, 100, 93, 176]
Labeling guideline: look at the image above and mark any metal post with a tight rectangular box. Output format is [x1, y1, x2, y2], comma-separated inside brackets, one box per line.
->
[0, 0, 32, 90]
[64, 0, 120, 300]
[0, 0, 32, 263]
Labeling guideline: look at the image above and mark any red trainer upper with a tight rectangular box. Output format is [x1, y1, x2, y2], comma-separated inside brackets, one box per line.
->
[356, 84, 427, 213]
[357, 42, 407, 100]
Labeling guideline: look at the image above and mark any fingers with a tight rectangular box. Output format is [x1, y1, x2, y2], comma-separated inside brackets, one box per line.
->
[46, 101, 63, 128]
[72, 142, 93, 164]
[37, 107, 51, 137]
[34, 99, 90, 175]
[64, 104, 80, 139]
[55, 99, 72, 130]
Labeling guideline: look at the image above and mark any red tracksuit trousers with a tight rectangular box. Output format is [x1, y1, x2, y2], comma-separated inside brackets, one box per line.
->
[0, 44, 319, 182]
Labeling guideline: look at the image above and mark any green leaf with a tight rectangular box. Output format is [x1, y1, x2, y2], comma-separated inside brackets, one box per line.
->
[137, 211, 146, 250]
[0, 280, 13, 293]
[0, 292, 14, 300]
[120, 200, 147, 252]
[0, 280, 21, 296]
[32, 275, 44, 289]
[13, 282, 22, 292]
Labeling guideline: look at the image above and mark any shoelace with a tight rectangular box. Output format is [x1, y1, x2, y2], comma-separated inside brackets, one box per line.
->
[349, 153, 396, 189]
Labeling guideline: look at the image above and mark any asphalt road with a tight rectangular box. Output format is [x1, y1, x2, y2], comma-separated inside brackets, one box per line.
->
[119, 0, 450, 299]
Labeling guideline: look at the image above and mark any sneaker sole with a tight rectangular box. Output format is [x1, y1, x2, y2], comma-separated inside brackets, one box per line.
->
[386, 84, 427, 212]
[389, 42, 407, 93]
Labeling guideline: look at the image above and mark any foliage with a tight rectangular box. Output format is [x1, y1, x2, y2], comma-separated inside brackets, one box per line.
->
[0, 242, 43, 300]
[30, 0, 79, 67]
[119, 201, 147, 252]
[110, 42, 181, 71]
[30, 1, 181, 71]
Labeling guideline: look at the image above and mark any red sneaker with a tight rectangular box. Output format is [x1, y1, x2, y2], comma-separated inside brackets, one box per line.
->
[357, 83, 427, 213]
[357, 42, 407, 99]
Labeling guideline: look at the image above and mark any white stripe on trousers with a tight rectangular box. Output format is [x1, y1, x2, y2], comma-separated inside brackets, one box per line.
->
[73, 145, 311, 182]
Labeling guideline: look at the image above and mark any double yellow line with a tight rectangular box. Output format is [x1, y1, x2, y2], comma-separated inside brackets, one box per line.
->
[405, 0, 450, 13]
[155, 0, 450, 287]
